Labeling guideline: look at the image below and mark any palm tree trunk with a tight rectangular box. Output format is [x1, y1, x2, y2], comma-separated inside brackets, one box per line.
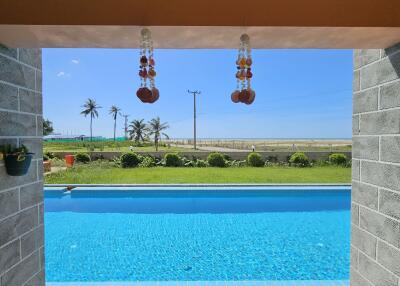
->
[90, 115, 93, 141]
[155, 137, 158, 151]
[113, 119, 116, 141]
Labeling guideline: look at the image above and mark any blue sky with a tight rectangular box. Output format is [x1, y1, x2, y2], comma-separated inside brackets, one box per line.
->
[43, 48, 353, 139]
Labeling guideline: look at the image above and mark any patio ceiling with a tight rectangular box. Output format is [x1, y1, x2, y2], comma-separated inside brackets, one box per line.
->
[0, 0, 400, 48]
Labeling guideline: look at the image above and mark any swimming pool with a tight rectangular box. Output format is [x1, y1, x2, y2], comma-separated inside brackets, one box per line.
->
[44, 186, 351, 283]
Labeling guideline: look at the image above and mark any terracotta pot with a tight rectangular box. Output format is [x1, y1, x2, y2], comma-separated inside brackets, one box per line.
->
[136, 87, 152, 103]
[238, 89, 250, 102]
[231, 90, 240, 103]
[149, 87, 160, 103]
[43, 160, 52, 172]
[65, 155, 75, 167]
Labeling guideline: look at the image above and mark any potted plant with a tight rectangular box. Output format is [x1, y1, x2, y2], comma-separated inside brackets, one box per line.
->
[1, 145, 34, 176]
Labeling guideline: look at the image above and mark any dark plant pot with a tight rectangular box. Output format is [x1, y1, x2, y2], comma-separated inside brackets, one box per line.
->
[5, 153, 34, 176]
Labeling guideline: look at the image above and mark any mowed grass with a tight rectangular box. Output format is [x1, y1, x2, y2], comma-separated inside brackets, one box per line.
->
[45, 165, 351, 184]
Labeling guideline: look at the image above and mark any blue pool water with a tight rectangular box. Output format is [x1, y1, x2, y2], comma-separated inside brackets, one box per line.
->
[44, 187, 351, 282]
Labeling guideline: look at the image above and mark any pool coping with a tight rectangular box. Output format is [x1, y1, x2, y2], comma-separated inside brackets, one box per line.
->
[44, 184, 351, 192]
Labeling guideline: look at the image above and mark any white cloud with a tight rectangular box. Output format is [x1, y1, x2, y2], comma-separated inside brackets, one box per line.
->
[71, 59, 79, 64]
[57, 71, 70, 77]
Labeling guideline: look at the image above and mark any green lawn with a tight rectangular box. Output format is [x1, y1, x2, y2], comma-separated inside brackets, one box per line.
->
[45, 165, 351, 184]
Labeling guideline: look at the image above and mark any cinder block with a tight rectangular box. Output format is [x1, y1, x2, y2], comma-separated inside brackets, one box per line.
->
[352, 203, 359, 225]
[0, 239, 20, 273]
[19, 89, 42, 114]
[0, 159, 37, 191]
[24, 270, 44, 286]
[351, 225, 377, 258]
[380, 80, 400, 109]
[0, 55, 35, 90]
[360, 109, 400, 135]
[0, 111, 37, 137]
[358, 252, 398, 286]
[0, 44, 17, 58]
[377, 241, 400, 277]
[352, 136, 379, 161]
[0, 206, 38, 246]
[353, 70, 360, 92]
[0, 250, 40, 286]
[360, 52, 400, 89]
[21, 225, 44, 258]
[20, 182, 43, 210]
[350, 267, 373, 286]
[354, 49, 381, 69]
[350, 246, 358, 269]
[353, 88, 378, 114]
[360, 206, 400, 248]
[352, 115, 360, 135]
[379, 189, 400, 220]
[0, 83, 18, 111]
[380, 136, 400, 163]
[352, 181, 378, 210]
[0, 188, 19, 220]
[352, 159, 360, 181]
[361, 160, 400, 191]
[18, 49, 41, 70]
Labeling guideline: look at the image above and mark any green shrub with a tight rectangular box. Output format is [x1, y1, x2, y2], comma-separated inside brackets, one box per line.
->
[75, 152, 91, 163]
[228, 160, 247, 167]
[182, 157, 195, 167]
[329, 153, 348, 166]
[195, 159, 209, 167]
[139, 156, 156, 168]
[247, 152, 265, 167]
[164, 153, 182, 167]
[207, 152, 226, 167]
[289, 152, 309, 167]
[223, 154, 232, 161]
[43, 154, 49, 161]
[120, 153, 140, 168]
[44, 151, 55, 159]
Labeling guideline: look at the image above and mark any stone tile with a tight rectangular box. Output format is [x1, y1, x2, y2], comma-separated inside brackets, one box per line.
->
[383, 43, 400, 58]
[353, 70, 360, 92]
[20, 138, 43, 160]
[0, 250, 40, 286]
[352, 181, 378, 210]
[39, 246, 44, 270]
[24, 270, 44, 286]
[18, 49, 41, 70]
[380, 136, 400, 163]
[352, 115, 360, 135]
[379, 189, 400, 220]
[360, 51, 400, 89]
[352, 159, 360, 181]
[38, 203, 43, 225]
[35, 70, 42, 93]
[358, 252, 398, 286]
[0, 162, 37, 192]
[21, 225, 44, 258]
[354, 49, 381, 69]
[351, 203, 359, 225]
[19, 89, 42, 114]
[352, 136, 379, 160]
[0, 111, 37, 136]
[0, 239, 20, 274]
[350, 246, 358, 270]
[360, 109, 400, 135]
[377, 241, 400, 277]
[351, 225, 377, 258]
[350, 268, 373, 286]
[20, 182, 43, 210]
[361, 161, 400, 191]
[0, 188, 19, 220]
[0, 206, 38, 246]
[0, 44, 17, 59]
[36, 116, 43, 137]
[360, 207, 400, 248]
[37, 160, 43, 181]
[380, 80, 400, 109]
[0, 55, 35, 90]
[353, 88, 379, 114]
[0, 82, 18, 111]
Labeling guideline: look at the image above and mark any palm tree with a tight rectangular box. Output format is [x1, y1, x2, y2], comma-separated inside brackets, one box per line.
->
[148, 117, 169, 151]
[109, 105, 122, 141]
[80, 98, 101, 141]
[129, 119, 147, 143]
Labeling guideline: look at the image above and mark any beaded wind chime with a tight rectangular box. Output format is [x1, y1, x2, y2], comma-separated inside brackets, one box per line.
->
[136, 28, 159, 103]
[231, 34, 255, 105]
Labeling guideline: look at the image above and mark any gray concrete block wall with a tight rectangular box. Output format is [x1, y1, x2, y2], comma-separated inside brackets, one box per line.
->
[0, 45, 44, 285]
[351, 46, 400, 286]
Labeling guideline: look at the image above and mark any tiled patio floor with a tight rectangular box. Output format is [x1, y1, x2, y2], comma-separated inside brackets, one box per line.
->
[47, 280, 349, 286]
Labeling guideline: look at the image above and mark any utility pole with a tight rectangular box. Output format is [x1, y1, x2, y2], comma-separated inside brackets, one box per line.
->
[123, 115, 129, 140]
[187, 90, 201, 150]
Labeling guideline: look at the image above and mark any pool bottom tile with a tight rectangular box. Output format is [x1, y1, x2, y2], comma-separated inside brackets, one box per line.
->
[47, 280, 349, 286]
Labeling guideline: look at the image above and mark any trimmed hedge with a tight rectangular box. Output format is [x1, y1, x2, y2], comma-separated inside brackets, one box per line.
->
[164, 153, 182, 167]
[75, 153, 91, 163]
[329, 153, 347, 166]
[120, 153, 140, 168]
[289, 152, 310, 167]
[207, 152, 226, 167]
[247, 152, 265, 167]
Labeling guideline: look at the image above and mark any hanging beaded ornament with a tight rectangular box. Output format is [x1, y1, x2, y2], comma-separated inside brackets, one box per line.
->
[231, 34, 255, 105]
[136, 28, 159, 103]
